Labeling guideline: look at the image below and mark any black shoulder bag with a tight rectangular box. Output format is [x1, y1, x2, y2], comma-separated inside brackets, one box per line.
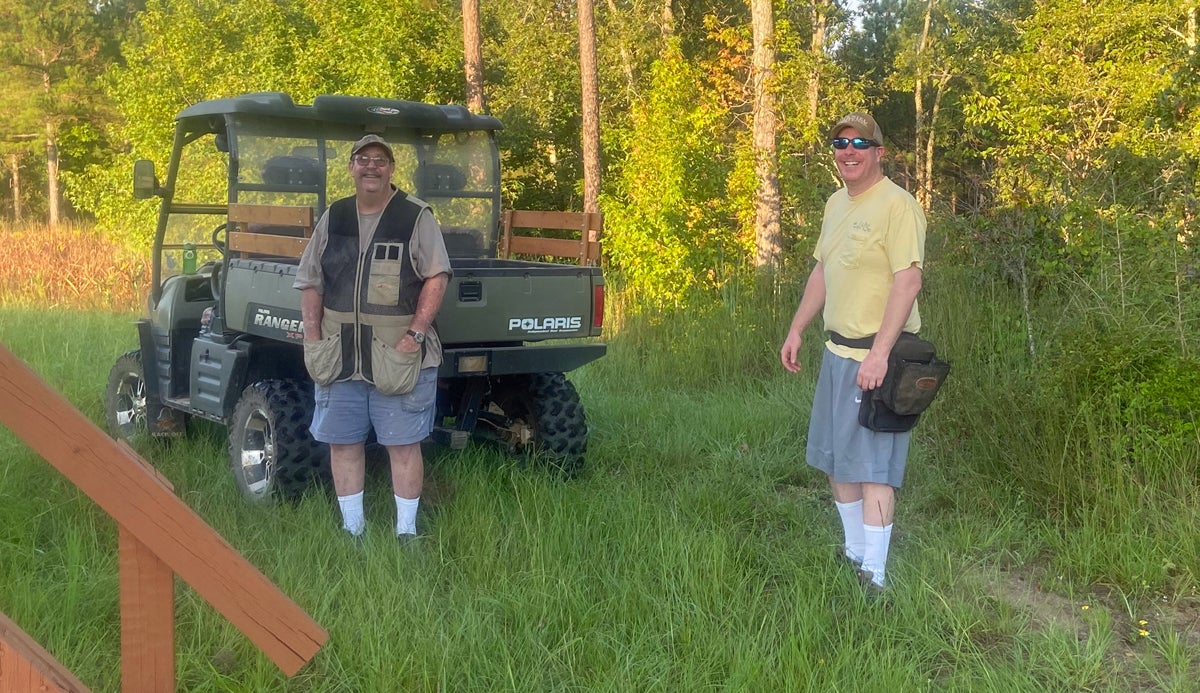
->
[829, 331, 951, 433]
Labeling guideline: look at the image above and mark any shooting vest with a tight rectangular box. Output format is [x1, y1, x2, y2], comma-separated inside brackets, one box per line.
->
[305, 193, 428, 395]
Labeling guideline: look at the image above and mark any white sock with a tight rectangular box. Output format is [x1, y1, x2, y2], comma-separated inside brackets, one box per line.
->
[862, 523, 893, 587]
[337, 491, 365, 536]
[835, 499, 865, 564]
[395, 495, 420, 536]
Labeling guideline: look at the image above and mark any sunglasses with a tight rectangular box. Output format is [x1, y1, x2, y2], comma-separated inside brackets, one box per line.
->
[831, 137, 880, 150]
[352, 154, 391, 167]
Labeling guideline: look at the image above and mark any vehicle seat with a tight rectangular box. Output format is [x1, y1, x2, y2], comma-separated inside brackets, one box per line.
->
[413, 163, 466, 198]
[262, 156, 320, 187]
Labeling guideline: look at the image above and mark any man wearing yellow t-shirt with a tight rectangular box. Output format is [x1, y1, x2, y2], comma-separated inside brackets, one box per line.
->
[780, 113, 926, 593]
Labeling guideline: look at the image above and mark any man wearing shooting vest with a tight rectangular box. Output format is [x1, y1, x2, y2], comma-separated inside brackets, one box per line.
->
[295, 134, 451, 544]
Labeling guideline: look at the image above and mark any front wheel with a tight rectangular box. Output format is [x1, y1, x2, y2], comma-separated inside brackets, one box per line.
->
[228, 380, 329, 502]
[489, 372, 588, 476]
[105, 350, 148, 441]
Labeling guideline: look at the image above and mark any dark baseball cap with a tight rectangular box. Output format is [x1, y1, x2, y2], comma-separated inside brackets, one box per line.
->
[350, 134, 394, 161]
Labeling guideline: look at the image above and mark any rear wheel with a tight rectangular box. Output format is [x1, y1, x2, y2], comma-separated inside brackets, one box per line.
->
[105, 351, 148, 441]
[228, 380, 329, 502]
[489, 372, 588, 476]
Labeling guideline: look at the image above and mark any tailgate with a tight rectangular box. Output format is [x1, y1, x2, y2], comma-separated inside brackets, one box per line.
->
[439, 259, 603, 345]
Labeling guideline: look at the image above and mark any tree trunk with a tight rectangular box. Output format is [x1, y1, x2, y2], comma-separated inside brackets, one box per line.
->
[462, 0, 485, 113]
[578, 0, 601, 214]
[1188, 3, 1197, 57]
[605, 0, 638, 98]
[41, 66, 61, 228]
[45, 120, 60, 228]
[913, 0, 934, 210]
[751, 0, 781, 269]
[807, 0, 828, 127]
[8, 153, 21, 221]
[922, 72, 948, 212]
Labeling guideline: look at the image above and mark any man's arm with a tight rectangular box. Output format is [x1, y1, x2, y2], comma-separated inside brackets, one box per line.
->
[301, 287, 323, 342]
[780, 262, 826, 373]
[395, 272, 450, 352]
[855, 263, 922, 390]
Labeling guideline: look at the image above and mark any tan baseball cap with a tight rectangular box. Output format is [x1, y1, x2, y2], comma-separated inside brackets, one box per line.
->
[350, 134, 394, 161]
[828, 113, 884, 144]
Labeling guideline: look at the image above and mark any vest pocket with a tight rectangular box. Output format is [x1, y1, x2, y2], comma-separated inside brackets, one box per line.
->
[304, 333, 343, 386]
[370, 336, 422, 396]
[366, 243, 404, 306]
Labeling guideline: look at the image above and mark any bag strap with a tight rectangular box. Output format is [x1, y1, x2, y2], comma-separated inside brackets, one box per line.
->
[828, 331, 919, 350]
[828, 331, 876, 349]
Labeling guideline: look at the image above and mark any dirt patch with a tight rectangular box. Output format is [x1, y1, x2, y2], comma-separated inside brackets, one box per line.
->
[983, 564, 1200, 688]
[982, 565, 1091, 640]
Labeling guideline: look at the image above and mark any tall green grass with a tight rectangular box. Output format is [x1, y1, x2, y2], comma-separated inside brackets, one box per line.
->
[1, 259, 1198, 690]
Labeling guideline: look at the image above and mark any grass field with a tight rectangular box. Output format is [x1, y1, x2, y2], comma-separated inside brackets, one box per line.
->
[1, 271, 1198, 690]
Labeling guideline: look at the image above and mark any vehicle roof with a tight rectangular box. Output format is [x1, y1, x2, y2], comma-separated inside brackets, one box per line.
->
[176, 92, 503, 133]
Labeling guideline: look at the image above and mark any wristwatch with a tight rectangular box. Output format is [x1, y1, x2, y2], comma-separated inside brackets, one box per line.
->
[406, 328, 426, 344]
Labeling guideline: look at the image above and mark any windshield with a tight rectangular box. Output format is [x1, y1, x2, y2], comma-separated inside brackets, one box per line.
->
[232, 129, 501, 258]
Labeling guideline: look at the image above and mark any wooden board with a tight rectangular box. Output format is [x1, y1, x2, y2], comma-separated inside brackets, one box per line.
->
[228, 204, 313, 230]
[119, 527, 175, 692]
[0, 611, 92, 693]
[0, 345, 328, 678]
[500, 210, 604, 266]
[227, 232, 309, 258]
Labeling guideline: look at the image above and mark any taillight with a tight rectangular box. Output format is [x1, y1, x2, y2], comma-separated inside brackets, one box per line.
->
[592, 285, 605, 331]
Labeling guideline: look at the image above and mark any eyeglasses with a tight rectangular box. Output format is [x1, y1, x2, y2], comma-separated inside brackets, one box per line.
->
[352, 154, 391, 167]
[831, 137, 879, 150]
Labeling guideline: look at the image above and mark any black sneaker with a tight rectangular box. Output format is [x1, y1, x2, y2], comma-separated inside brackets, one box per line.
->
[856, 567, 886, 597]
[837, 547, 864, 570]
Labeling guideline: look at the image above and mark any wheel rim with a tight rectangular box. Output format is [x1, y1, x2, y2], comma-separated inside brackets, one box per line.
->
[237, 406, 275, 499]
[114, 371, 147, 435]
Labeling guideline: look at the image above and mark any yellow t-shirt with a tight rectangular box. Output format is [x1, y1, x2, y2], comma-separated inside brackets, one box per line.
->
[814, 177, 926, 361]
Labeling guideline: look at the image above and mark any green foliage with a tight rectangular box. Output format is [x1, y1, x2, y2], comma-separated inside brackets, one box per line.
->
[1044, 310, 1200, 454]
[601, 40, 744, 308]
[70, 0, 463, 243]
[0, 0, 133, 222]
[962, 0, 1182, 213]
[835, 0, 905, 87]
[0, 64, 45, 220]
[481, 0, 585, 212]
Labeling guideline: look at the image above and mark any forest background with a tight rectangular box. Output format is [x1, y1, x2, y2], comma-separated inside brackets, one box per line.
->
[2, 0, 1200, 689]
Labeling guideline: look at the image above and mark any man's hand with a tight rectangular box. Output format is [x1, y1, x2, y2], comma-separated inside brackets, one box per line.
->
[856, 348, 888, 391]
[780, 332, 803, 373]
[781, 263, 825, 375]
[395, 332, 422, 353]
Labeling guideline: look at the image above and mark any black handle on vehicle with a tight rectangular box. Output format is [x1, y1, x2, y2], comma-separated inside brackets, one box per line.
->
[458, 281, 483, 302]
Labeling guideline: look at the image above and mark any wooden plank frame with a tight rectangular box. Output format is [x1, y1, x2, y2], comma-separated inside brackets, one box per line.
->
[500, 210, 603, 266]
[226, 203, 314, 259]
[0, 344, 328, 691]
[0, 612, 92, 693]
[119, 528, 175, 691]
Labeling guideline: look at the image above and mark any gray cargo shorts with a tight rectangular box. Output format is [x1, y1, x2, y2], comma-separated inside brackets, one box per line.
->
[805, 348, 911, 487]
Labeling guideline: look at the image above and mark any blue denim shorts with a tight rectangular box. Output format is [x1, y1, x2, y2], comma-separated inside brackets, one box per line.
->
[310, 367, 438, 446]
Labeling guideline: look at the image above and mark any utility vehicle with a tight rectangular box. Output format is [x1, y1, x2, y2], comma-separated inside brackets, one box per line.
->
[104, 92, 605, 500]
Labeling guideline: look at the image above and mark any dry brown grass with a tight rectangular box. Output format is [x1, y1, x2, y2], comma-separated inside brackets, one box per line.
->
[0, 221, 149, 314]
